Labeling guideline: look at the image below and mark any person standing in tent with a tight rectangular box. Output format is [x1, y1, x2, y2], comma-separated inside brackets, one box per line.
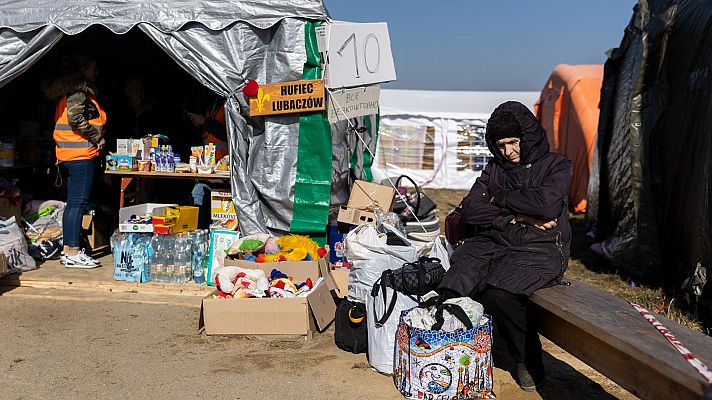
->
[437, 101, 572, 391]
[43, 53, 105, 268]
[185, 96, 229, 161]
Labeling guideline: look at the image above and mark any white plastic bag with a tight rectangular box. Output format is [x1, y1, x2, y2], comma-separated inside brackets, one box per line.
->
[417, 237, 452, 271]
[439, 297, 485, 332]
[367, 283, 418, 374]
[345, 223, 416, 304]
[0, 217, 36, 271]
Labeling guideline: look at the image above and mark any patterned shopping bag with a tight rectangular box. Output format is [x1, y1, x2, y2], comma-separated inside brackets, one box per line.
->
[394, 306, 496, 399]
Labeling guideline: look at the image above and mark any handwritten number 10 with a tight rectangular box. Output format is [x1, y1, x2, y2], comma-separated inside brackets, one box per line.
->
[337, 32, 381, 79]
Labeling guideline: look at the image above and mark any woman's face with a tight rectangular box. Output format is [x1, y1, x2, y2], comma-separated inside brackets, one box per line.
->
[80, 61, 98, 83]
[496, 137, 521, 164]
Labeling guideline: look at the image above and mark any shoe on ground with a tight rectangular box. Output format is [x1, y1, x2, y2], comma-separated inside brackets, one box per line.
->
[516, 362, 544, 392]
[61, 249, 100, 268]
[38, 239, 61, 260]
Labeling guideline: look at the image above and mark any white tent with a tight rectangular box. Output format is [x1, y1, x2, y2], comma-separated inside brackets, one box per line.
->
[373, 89, 539, 190]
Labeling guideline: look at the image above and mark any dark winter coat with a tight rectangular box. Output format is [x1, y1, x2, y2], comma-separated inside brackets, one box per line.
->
[439, 101, 572, 297]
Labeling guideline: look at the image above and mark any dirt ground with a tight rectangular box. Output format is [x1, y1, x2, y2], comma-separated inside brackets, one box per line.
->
[0, 287, 635, 400]
[0, 188, 652, 399]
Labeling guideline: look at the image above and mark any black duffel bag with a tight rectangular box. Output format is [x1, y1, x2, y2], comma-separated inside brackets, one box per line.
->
[384, 256, 445, 296]
[334, 299, 368, 354]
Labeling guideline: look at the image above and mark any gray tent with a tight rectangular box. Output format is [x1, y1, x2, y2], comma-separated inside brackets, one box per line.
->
[0, 1, 376, 236]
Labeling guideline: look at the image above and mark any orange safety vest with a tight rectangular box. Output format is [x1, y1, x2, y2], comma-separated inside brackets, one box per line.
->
[202, 104, 228, 161]
[53, 95, 107, 161]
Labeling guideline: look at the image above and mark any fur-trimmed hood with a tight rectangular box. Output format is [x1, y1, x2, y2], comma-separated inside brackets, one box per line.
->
[42, 73, 96, 101]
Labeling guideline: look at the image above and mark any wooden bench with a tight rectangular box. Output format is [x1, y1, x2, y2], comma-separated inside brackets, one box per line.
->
[530, 277, 712, 400]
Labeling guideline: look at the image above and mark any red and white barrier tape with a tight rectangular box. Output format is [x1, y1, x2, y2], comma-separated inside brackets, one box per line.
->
[628, 301, 712, 384]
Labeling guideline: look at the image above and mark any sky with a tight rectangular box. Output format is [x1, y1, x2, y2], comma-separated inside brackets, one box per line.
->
[323, 0, 636, 91]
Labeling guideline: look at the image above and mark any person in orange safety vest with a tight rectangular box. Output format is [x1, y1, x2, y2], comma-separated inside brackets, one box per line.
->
[43, 53, 106, 268]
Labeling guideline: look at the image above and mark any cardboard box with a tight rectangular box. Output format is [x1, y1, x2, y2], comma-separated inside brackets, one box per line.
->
[0, 198, 22, 222]
[81, 214, 110, 256]
[330, 267, 350, 298]
[0, 252, 8, 276]
[200, 257, 337, 337]
[165, 206, 199, 233]
[128, 139, 145, 159]
[152, 215, 177, 225]
[206, 229, 240, 285]
[211, 190, 237, 220]
[337, 180, 395, 225]
[119, 203, 176, 233]
[152, 224, 175, 235]
[106, 155, 137, 171]
[116, 139, 129, 155]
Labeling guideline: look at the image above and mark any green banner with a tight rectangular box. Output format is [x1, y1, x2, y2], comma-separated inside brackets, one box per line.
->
[289, 21, 331, 245]
[349, 114, 380, 182]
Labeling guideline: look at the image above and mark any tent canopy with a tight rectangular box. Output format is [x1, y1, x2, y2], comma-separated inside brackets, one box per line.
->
[375, 89, 539, 190]
[536, 64, 603, 213]
[0, 0, 328, 34]
[380, 89, 539, 120]
[0, 0, 332, 236]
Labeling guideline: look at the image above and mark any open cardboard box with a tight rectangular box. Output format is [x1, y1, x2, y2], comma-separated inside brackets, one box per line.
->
[81, 214, 110, 256]
[200, 256, 338, 338]
[337, 180, 395, 225]
[118, 203, 176, 233]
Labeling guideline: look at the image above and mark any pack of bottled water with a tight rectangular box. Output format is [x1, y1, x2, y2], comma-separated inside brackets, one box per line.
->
[149, 230, 210, 284]
[111, 231, 153, 283]
[112, 228, 210, 284]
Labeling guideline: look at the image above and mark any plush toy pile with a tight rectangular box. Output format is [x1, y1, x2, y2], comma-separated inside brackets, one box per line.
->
[226, 234, 328, 262]
[214, 266, 323, 299]
[213, 234, 326, 299]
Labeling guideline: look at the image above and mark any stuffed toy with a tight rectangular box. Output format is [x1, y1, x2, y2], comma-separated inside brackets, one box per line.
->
[215, 266, 269, 298]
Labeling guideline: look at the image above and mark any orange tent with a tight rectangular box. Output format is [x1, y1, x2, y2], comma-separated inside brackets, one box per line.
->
[535, 64, 603, 214]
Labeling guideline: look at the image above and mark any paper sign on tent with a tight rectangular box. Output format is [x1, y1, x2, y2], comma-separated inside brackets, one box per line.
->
[319, 22, 397, 89]
[327, 86, 380, 123]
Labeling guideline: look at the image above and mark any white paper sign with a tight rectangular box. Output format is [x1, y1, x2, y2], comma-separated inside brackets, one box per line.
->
[327, 86, 381, 123]
[323, 22, 397, 89]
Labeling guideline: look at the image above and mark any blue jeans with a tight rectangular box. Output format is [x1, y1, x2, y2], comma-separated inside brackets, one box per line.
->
[62, 159, 95, 247]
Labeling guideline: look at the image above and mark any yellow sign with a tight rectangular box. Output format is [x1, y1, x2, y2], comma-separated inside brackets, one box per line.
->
[249, 79, 326, 116]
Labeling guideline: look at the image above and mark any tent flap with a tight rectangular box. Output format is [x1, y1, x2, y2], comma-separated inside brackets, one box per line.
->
[0, 26, 63, 89]
[0, 0, 328, 34]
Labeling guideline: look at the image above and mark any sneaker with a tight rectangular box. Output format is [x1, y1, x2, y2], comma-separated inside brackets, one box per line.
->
[61, 249, 100, 269]
[516, 362, 544, 392]
[38, 239, 62, 260]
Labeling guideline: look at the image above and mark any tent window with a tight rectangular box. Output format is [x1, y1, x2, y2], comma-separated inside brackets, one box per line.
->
[378, 124, 435, 170]
[457, 124, 490, 171]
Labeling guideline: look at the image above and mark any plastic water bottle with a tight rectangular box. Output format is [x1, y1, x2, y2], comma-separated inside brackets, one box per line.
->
[174, 234, 189, 283]
[193, 251, 204, 284]
[151, 235, 164, 282]
[166, 146, 175, 173]
[163, 234, 176, 283]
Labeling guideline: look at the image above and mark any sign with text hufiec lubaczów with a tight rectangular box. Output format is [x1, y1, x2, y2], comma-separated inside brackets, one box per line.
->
[249, 79, 326, 117]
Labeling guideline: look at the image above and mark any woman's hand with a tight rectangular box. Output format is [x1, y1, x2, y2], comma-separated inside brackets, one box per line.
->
[515, 215, 557, 230]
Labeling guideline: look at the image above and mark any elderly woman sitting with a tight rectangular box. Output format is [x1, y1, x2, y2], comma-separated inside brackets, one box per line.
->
[438, 101, 572, 391]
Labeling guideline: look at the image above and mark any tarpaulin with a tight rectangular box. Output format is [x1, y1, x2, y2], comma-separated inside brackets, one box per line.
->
[590, 0, 712, 325]
[0, 0, 328, 34]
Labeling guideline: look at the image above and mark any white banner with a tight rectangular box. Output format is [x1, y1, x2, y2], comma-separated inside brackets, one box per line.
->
[327, 86, 380, 123]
